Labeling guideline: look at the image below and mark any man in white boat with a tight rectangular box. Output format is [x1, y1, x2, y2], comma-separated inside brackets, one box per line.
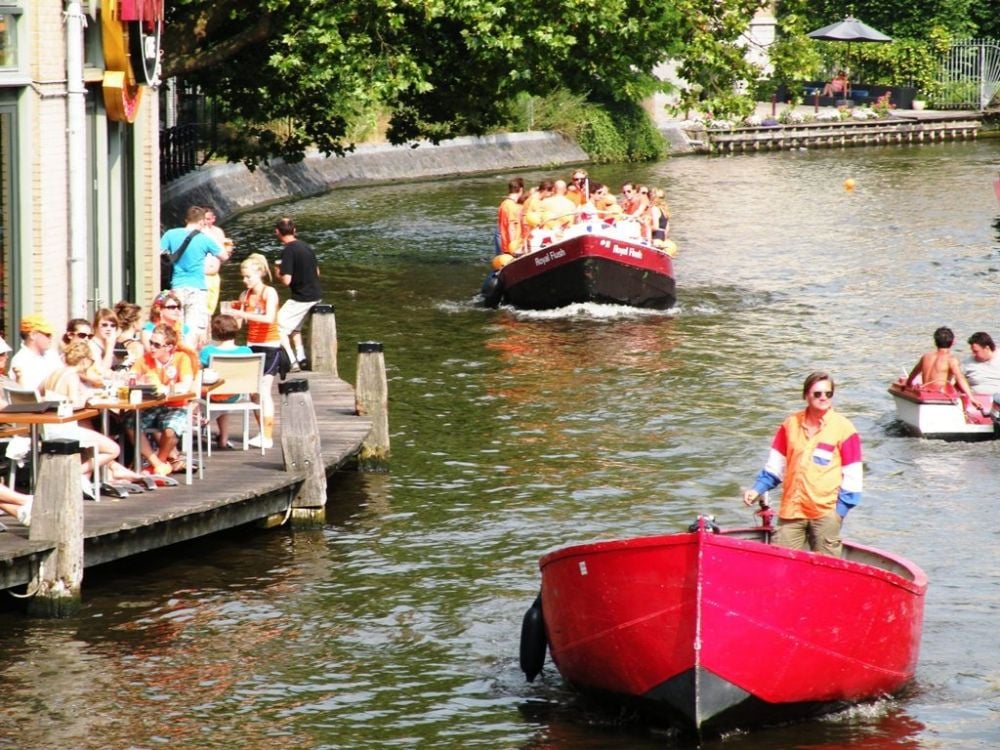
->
[964, 332, 1000, 395]
[904, 326, 980, 411]
[742, 372, 862, 557]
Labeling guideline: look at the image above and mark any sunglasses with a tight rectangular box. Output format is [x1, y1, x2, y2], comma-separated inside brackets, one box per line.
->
[161, 304, 181, 310]
[639, 190, 649, 195]
[100, 322, 118, 328]
[150, 341, 170, 349]
[810, 390, 834, 399]
[573, 177, 585, 182]
[623, 189, 633, 194]
[72, 332, 93, 339]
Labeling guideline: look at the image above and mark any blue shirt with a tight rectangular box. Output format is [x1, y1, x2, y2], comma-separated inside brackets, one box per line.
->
[160, 227, 223, 290]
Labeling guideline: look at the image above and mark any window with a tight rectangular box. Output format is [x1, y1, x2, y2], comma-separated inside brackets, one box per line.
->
[0, 14, 17, 69]
[0, 4, 21, 71]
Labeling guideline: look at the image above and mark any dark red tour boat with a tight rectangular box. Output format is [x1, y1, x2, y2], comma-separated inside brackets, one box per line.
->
[520, 512, 927, 736]
[481, 231, 676, 310]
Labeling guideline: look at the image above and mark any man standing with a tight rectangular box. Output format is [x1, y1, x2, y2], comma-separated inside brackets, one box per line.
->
[964, 331, 1000, 395]
[274, 217, 322, 371]
[10, 315, 61, 391]
[742, 372, 863, 557]
[161, 205, 230, 345]
[496, 177, 524, 256]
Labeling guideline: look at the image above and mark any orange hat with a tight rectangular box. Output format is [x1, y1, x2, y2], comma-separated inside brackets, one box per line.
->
[19, 314, 54, 335]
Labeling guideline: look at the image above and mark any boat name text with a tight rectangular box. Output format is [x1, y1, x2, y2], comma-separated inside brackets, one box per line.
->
[534, 248, 568, 267]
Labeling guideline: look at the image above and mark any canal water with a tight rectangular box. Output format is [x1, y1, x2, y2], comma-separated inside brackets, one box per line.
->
[2, 141, 999, 748]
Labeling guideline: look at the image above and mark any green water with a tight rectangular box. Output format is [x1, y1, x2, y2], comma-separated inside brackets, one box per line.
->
[1, 141, 999, 748]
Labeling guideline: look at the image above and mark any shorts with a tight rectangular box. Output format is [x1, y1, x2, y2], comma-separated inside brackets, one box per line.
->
[140, 406, 189, 437]
[250, 345, 285, 377]
[277, 298, 319, 336]
[173, 287, 209, 336]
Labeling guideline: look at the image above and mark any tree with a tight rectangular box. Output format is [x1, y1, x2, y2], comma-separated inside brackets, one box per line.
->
[162, 0, 766, 168]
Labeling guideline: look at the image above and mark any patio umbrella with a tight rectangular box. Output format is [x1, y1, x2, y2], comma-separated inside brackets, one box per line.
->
[807, 16, 892, 44]
[807, 16, 892, 84]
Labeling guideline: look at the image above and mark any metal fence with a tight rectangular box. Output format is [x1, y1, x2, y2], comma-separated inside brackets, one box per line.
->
[159, 123, 202, 183]
[933, 39, 1000, 110]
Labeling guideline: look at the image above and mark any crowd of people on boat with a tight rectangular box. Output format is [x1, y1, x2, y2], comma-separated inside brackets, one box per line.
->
[0, 208, 322, 528]
[495, 170, 673, 260]
[901, 326, 1000, 413]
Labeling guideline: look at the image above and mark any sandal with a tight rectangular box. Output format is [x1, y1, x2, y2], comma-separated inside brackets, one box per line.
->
[169, 458, 187, 474]
[142, 459, 172, 477]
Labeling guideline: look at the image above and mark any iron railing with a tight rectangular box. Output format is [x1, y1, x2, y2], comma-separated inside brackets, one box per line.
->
[934, 39, 1000, 110]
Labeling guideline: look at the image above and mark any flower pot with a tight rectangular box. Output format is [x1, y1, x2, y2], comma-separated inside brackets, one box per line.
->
[912, 100, 926, 111]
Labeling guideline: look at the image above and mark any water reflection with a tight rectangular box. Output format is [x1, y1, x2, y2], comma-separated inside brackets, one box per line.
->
[2, 141, 999, 749]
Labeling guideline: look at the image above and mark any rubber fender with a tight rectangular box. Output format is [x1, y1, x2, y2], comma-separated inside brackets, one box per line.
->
[519, 593, 547, 682]
[480, 271, 503, 308]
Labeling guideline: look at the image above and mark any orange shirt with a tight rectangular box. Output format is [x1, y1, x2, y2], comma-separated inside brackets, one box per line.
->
[497, 197, 523, 254]
[235, 286, 280, 346]
[132, 350, 195, 407]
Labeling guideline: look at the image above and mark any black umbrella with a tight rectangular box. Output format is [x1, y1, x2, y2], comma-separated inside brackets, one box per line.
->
[807, 16, 892, 43]
[807, 16, 892, 85]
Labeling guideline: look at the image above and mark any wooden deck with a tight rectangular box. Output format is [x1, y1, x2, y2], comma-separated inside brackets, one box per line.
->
[0, 372, 372, 592]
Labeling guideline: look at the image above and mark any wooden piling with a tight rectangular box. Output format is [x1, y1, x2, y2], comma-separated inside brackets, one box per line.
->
[309, 303, 338, 378]
[355, 341, 390, 468]
[277, 378, 327, 519]
[27, 439, 83, 617]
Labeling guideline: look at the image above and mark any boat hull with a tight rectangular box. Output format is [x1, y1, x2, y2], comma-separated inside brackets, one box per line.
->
[494, 233, 675, 310]
[538, 528, 926, 734]
[888, 382, 995, 441]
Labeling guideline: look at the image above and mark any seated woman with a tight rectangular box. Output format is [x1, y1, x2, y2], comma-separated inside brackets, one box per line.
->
[821, 70, 848, 98]
[41, 340, 147, 487]
[114, 300, 145, 368]
[200, 313, 253, 449]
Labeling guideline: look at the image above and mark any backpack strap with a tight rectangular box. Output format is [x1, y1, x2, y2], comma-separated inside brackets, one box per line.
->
[169, 229, 201, 264]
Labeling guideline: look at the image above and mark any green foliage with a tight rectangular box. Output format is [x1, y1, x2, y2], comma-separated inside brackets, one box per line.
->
[163, 0, 761, 168]
[768, 0, 967, 100]
[503, 91, 665, 162]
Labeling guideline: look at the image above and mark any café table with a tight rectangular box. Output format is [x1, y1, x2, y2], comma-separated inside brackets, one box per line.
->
[0, 407, 99, 489]
[88, 390, 200, 485]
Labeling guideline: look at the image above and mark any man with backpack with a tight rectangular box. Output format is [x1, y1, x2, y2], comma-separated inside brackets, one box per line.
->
[160, 205, 230, 346]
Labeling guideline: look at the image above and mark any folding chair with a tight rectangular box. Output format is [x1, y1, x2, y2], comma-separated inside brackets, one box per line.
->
[200, 353, 266, 456]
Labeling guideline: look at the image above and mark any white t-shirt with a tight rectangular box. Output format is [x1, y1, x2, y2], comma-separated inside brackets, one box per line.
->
[964, 354, 1000, 394]
[10, 346, 61, 392]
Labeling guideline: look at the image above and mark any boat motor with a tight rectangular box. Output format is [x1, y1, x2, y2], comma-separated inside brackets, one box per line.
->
[991, 394, 1000, 432]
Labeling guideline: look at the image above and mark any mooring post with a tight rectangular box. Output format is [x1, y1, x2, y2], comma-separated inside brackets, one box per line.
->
[309, 303, 338, 378]
[277, 378, 327, 521]
[27, 439, 84, 617]
[355, 341, 389, 468]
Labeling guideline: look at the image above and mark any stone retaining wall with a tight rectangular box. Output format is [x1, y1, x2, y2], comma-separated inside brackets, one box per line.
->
[161, 131, 591, 225]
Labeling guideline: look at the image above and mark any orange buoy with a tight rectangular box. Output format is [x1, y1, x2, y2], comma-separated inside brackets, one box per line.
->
[492, 253, 515, 271]
[844, 178, 856, 192]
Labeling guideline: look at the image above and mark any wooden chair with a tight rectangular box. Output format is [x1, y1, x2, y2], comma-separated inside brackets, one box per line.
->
[200, 353, 266, 456]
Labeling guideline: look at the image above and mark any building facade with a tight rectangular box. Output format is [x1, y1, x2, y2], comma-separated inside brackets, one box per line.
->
[0, 0, 161, 341]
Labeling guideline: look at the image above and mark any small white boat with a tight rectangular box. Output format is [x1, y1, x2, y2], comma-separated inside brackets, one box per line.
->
[888, 382, 996, 440]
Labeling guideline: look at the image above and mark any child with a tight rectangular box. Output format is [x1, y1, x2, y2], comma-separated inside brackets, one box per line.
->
[200, 314, 253, 449]
[227, 253, 280, 449]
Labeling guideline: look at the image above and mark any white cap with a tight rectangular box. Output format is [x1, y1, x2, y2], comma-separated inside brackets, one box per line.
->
[0, 336, 10, 354]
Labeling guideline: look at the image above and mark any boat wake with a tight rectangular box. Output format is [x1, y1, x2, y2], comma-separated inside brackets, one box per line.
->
[509, 302, 680, 321]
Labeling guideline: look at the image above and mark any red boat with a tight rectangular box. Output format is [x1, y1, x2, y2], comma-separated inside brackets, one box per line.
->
[481, 230, 676, 310]
[520, 513, 927, 736]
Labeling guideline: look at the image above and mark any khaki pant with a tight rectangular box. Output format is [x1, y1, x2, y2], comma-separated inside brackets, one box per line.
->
[773, 511, 843, 557]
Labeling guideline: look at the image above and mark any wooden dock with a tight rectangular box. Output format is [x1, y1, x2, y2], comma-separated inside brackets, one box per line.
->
[0, 371, 372, 594]
[693, 112, 982, 154]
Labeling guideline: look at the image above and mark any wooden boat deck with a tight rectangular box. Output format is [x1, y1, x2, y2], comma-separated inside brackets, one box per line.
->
[0, 372, 372, 591]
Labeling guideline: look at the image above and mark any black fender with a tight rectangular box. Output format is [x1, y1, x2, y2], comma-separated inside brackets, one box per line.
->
[519, 593, 547, 682]
[480, 271, 503, 308]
